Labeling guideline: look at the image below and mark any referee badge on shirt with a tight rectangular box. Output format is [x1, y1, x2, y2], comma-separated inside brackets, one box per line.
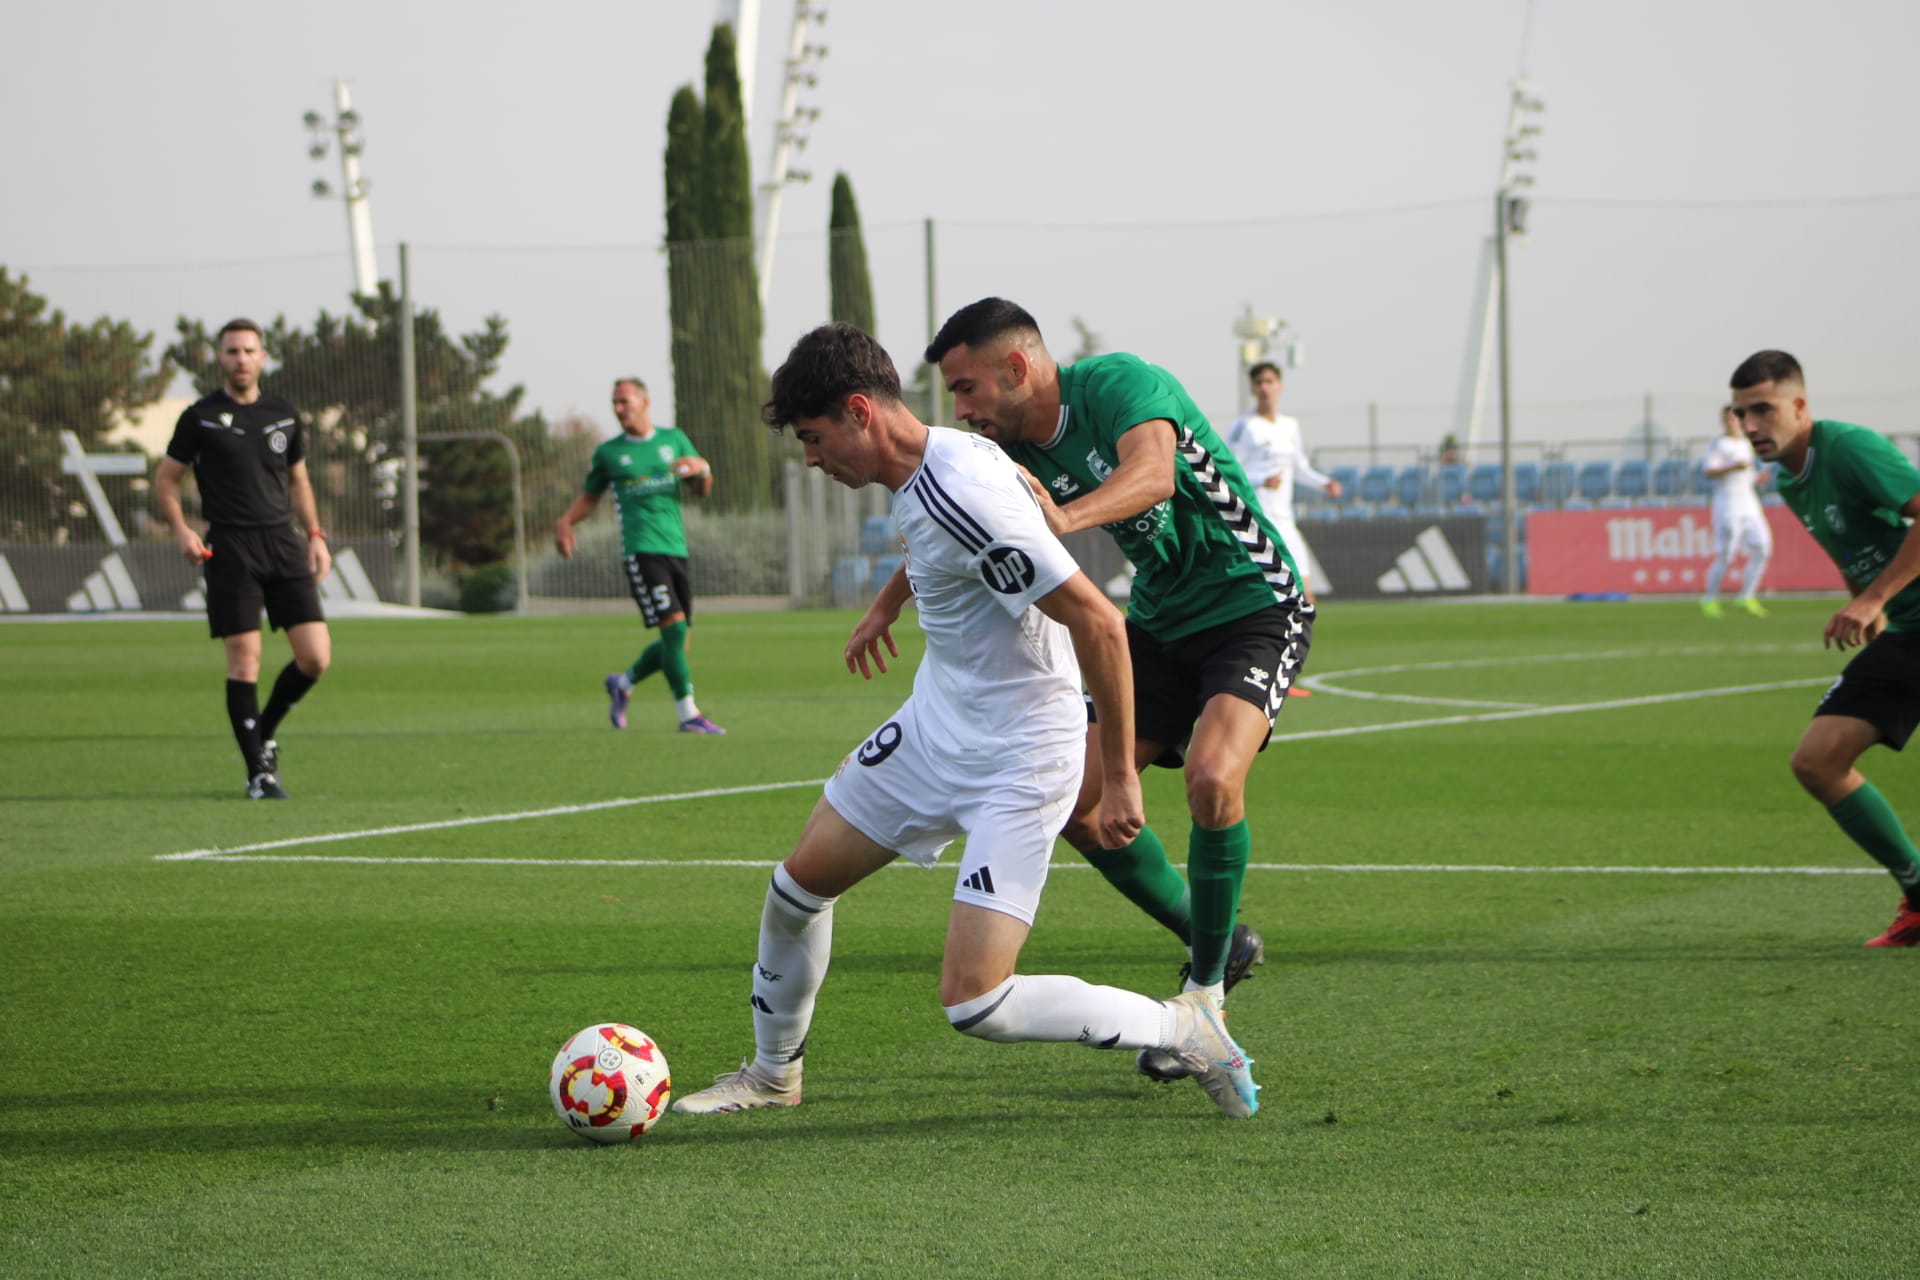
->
[267, 428, 289, 454]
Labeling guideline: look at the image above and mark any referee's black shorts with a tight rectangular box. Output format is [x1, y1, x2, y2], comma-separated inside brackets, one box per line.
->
[1815, 629, 1920, 751]
[203, 525, 326, 638]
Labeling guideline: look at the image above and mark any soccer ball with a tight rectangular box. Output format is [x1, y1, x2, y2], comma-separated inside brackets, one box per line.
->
[549, 1023, 672, 1143]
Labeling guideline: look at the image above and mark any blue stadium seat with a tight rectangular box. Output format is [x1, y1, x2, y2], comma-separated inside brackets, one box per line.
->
[1615, 459, 1650, 503]
[1395, 466, 1427, 510]
[1359, 465, 1395, 508]
[859, 514, 895, 556]
[1654, 458, 1688, 500]
[1468, 464, 1502, 505]
[1513, 462, 1541, 506]
[1543, 461, 1577, 506]
[1690, 462, 1714, 499]
[1438, 464, 1468, 508]
[1329, 466, 1360, 508]
[1577, 460, 1613, 504]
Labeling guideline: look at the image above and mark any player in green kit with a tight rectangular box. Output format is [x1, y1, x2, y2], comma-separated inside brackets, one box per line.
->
[555, 377, 725, 734]
[926, 298, 1312, 1081]
[1731, 350, 1920, 946]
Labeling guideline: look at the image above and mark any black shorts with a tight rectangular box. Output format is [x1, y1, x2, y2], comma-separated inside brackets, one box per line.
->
[1127, 603, 1314, 768]
[1814, 629, 1920, 751]
[623, 553, 693, 628]
[204, 525, 325, 638]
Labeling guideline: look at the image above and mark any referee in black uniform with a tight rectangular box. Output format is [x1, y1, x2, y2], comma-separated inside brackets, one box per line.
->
[154, 318, 333, 799]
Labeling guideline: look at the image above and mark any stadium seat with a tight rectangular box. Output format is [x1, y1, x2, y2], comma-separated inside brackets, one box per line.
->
[1577, 460, 1613, 504]
[858, 514, 895, 556]
[1329, 466, 1360, 507]
[1689, 461, 1714, 499]
[1359, 465, 1395, 510]
[1615, 459, 1650, 503]
[1543, 461, 1577, 507]
[1654, 458, 1688, 501]
[1438, 464, 1468, 508]
[1395, 466, 1426, 511]
[1468, 464, 1502, 505]
[1513, 462, 1541, 506]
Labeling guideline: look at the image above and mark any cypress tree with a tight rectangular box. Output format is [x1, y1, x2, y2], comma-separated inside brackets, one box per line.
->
[827, 173, 877, 336]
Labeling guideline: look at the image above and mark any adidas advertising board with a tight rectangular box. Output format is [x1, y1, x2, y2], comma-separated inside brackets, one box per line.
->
[0, 540, 396, 614]
[1292, 516, 1488, 599]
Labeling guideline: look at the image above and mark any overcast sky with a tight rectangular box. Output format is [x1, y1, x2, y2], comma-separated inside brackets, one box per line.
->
[6, 0, 1916, 461]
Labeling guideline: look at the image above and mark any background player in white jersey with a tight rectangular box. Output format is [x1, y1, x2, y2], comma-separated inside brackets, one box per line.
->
[1222, 361, 1341, 605]
[671, 323, 1259, 1119]
[1700, 403, 1774, 618]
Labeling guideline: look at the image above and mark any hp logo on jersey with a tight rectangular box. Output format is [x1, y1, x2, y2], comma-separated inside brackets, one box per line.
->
[981, 546, 1036, 595]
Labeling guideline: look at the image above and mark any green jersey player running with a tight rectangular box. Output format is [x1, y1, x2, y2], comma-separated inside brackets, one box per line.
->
[1731, 349, 1920, 947]
[928, 297, 1313, 1080]
[555, 377, 724, 734]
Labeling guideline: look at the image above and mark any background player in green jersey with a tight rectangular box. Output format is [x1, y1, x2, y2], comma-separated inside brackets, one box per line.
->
[554, 377, 724, 735]
[926, 298, 1313, 1079]
[1731, 349, 1920, 946]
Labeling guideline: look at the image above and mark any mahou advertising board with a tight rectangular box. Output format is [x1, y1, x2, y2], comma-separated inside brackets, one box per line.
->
[1526, 505, 1844, 596]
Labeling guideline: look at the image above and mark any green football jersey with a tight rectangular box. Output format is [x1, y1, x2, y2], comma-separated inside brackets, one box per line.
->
[995, 352, 1305, 641]
[583, 426, 702, 557]
[1777, 420, 1920, 631]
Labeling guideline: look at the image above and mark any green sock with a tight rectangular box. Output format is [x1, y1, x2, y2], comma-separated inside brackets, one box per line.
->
[627, 642, 662, 685]
[1081, 826, 1191, 942]
[1828, 782, 1920, 903]
[658, 620, 692, 699]
[1187, 820, 1251, 987]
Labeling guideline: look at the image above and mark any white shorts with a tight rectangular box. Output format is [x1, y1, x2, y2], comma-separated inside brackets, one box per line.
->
[822, 697, 1080, 926]
[1713, 513, 1772, 558]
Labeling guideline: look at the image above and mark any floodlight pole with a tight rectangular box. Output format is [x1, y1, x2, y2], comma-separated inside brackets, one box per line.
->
[400, 242, 420, 608]
[304, 80, 380, 298]
[1493, 79, 1542, 595]
[754, 1, 828, 307]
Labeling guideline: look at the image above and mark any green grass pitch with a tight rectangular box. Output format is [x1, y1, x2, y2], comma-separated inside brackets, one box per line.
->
[1, 598, 1912, 1277]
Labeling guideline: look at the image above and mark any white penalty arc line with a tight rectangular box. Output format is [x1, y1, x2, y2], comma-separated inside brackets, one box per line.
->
[172, 854, 1880, 876]
[155, 676, 1830, 866]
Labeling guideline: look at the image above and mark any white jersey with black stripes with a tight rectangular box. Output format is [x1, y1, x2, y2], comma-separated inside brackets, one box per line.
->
[894, 427, 1088, 760]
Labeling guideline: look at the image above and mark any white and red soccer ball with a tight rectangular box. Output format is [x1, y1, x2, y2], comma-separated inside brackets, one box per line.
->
[549, 1023, 672, 1143]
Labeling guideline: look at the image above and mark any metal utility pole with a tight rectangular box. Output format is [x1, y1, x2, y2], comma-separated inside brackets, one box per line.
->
[755, 1, 828, 307]
[303, 80, 379, 297]
[1493, 79, 1544, 595]
[399, 243, 419, 608]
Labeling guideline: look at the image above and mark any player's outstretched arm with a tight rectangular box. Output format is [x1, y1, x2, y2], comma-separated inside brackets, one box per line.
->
[1036, 573, 1143, 849]
[846, 564, 910, 679]
[1048, 420, 1177, 536]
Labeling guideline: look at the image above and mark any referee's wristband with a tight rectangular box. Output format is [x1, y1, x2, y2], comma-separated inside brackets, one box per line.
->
[306, 529, 328, 541]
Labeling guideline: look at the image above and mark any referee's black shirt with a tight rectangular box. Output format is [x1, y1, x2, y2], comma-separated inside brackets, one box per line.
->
[165, 391, 306, 529]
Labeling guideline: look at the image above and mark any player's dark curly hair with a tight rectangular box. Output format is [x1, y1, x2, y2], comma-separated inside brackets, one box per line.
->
[762, 323, 902, 430]
[924, 297, 1043, 365]
[1730, 349, 1804, 390]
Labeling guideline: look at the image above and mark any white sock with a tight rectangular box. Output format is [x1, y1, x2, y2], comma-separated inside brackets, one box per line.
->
[1181, 976, 1227, 1010]
[676, 695, 700, 721]
[750, 864, 834, 1084]
[944, 974, 1174, 1049]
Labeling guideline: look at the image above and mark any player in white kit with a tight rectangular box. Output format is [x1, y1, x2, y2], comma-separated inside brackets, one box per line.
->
[670, 323, 1259, 1119]
[1222, 361, 1340, 604]
[1701, 403, 1774, 618]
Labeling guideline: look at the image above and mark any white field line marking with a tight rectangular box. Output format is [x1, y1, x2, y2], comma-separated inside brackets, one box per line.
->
[176, 854, 1879, 876]
[153, 778, 827, 861]
[1297, 642, 1814, 708]
[1268, 677, 1828, 745]
[152, 667, 1829, 866]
